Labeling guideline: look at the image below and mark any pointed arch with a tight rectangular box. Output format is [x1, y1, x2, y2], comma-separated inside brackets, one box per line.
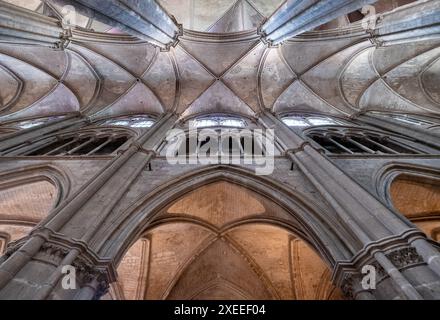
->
[92, 165, 354, 271]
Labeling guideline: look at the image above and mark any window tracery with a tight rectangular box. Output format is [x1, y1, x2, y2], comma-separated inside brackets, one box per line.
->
[305, 127, 435, 155]
[4, 128, 132, 157]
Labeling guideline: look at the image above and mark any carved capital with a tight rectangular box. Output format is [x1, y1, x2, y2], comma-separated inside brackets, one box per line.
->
[341, 273, 356, 299]
[39, 242, 69, 261]
[72, 258, 111, 300]
[386, 247, 424, 269]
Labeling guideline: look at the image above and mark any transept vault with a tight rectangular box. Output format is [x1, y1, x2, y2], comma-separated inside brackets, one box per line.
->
[0, 0, 439, 301]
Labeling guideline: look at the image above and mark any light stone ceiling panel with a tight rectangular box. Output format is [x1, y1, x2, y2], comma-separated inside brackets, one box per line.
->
[0, 180, 56, 223]
[0, 53, 57, 115]
[0, 44, 67, 79]
[89, 19, 113, 33]
[143, 223, 212, 300]
[79, 42, 158, 78]
[113, 181, 343, 300]
[340, 48, 378, 108]
[179, 38, 258, 77]
[167, 181, 266, 227]
[281, 37, 360, 75]
[158, 0, 192, 29]
[301, 41, 372, 115]
[181, 80, 255, 119]
[5, 83, 79, 120]
[0, 225, 33, 246]
[247, 0, 284, 17]
[0, 65, 20, 111]
[63, 51, 98, 110]
[422, 57, 440, 105]
[372, 41, 440, 75]
[359, 79, 428, 113]
[3, 0, 42, 11]
[116, 238, 149, 301]
[69, 45, 136, 113]
[222, 42, 266, 111]
[383, 47, 440, 113]
[172, 46, 216, 113]
[290, 238, 340, 299]
[167, 238, 274, 300]
[273, 80, 340, 115]
[207, 0, 264, 33]
[159, 0, 235, 32]
[142, 52, 177, 111]
[260, 48, 296, 109]
[97, 82, 164, 118]
[227, 225, 294, 299]
[194, 0, 238, 31]
[159, 0, 282, 32]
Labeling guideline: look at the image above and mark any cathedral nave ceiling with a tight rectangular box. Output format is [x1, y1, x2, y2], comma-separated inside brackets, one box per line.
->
[0, 0, 438, 123]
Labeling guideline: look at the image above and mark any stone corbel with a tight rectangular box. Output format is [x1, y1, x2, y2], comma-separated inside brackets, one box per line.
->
[366, 15, 384, 48]
[257, 22, 281, 49]
[161, 17, 183, 52]
[285, 142, 311, 155]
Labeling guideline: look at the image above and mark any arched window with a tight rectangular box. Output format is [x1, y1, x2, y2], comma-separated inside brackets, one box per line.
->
[0, 128, 132, 157]
[23, 131, 130, 156]
[390, 173, 440, 243]
[165, 115, 261, 158]
[189, 115, 247, 129]
[281, 115, 349, 128]
[0, 116, 66, 135]
[101, 116, 155, 128]
[170, 130, 267, 158]
[0, 174, 61, 254]
[306, 127, 437, 155]
[13, 116, 66, 130]
[369, 112, 440, 131]
[389, 115, 434, 126]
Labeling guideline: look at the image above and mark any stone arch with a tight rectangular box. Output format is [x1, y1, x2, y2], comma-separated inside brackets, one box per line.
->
[0, 165, 69, 247]
[91, 165, 357, 299]
[7, 126, 136, 157]
[375, 163, 440, 241]
[112, 210, 344, 300]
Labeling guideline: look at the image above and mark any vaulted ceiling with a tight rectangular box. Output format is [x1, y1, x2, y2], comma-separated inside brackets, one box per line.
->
[0, 0, 438, 124]
[110, 182, 342, 300]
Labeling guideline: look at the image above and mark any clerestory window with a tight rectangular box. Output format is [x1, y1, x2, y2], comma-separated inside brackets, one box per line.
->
[306, 127, 436, 155]
[189, 116, 247, 129]
[101, 116, 155, 128]
[282, 115, 348, 128]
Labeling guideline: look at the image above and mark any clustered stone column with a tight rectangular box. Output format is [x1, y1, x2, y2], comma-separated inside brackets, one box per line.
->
[0, 1, 71, 49]
[0, 114, 177, 300]
[44, 0, 182, 50]
[260, 111, 440, 300]
[259, 0, 378, 45]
